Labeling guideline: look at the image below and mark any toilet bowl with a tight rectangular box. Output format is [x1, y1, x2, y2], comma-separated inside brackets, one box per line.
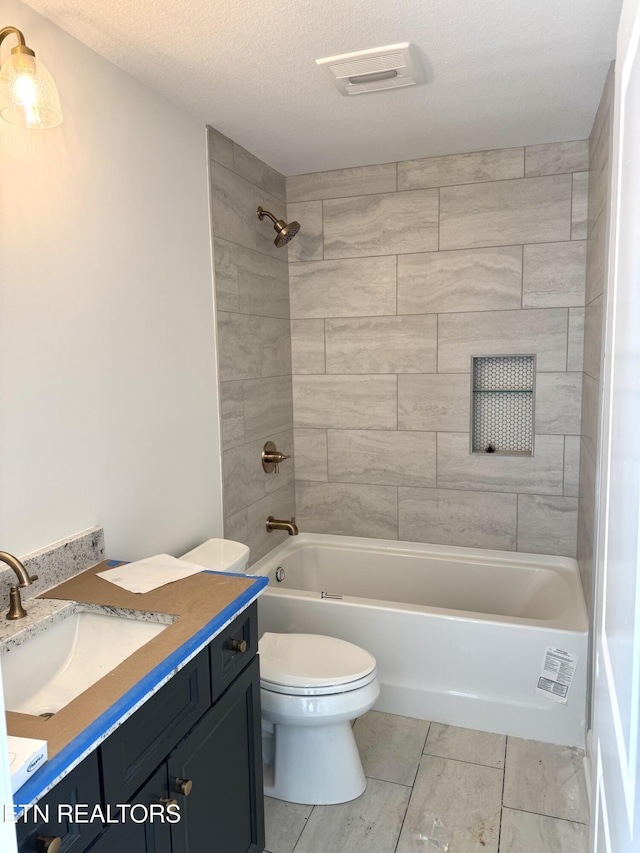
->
[259, 632, 380, 805]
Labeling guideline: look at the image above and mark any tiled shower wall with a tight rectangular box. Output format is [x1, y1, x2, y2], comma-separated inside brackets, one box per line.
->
[287, 142, 589, 556]
[578, 66, 615, 612]
[208, 127, 296, 564]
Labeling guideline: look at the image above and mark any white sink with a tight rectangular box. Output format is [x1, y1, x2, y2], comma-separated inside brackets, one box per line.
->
[1, 610, 168, 716]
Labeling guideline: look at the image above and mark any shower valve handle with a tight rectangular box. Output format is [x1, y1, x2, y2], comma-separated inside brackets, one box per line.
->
[262, 442, 290, 474]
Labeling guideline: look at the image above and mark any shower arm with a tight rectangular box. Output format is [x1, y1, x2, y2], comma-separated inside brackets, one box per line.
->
[257, 206, 279, 225]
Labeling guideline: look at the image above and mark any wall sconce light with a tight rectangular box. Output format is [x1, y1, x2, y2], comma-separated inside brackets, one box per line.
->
[0, 25, 62, 128]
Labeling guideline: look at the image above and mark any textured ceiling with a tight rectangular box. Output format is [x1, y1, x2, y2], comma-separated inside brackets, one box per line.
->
[23, 0, 621, 175]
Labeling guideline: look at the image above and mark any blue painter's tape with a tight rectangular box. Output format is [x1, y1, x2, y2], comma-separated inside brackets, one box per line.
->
[13, 574, 269, 808]
[104, 559, 128, 567]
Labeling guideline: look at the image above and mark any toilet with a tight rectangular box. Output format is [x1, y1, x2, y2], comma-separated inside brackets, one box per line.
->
[259, 632, 380, 805]
[180, 539, 380, 804]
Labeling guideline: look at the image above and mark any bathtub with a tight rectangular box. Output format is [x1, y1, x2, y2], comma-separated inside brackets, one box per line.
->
[250, 533, 588, 748]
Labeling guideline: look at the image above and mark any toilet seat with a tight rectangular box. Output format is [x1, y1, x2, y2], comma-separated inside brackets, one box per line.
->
[259, 632, 377, 695]
[261, 668, 378, 697]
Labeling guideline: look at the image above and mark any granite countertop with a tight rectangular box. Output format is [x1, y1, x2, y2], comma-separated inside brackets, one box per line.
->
[1, 561, 269, 807]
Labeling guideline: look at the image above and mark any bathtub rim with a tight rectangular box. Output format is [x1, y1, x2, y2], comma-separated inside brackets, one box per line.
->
[248, 532, 589, 635]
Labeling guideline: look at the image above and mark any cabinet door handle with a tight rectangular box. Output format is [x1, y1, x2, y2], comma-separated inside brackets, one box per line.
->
[175, 778, 193, 797]
[159, 797, 178, 808]
[36, 837, 62, 853]
[229, 638, 247, 653]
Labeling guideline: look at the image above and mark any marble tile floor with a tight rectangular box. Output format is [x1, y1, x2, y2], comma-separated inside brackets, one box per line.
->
[263, 711, 590, 853]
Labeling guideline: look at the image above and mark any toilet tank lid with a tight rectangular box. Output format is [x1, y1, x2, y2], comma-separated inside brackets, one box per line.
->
[259, 632, 376, 688]
[180, 538, 250, 573]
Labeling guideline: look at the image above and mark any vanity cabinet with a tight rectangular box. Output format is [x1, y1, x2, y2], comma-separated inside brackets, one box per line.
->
[15, 752, 103, 853]
[16, 602, 264, 853]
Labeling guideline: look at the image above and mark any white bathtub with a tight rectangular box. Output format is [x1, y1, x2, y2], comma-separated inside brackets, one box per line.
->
[250, 533, 588, 747]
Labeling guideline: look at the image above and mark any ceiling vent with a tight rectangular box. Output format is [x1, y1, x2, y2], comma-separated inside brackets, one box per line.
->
[316, 43, 424, 96]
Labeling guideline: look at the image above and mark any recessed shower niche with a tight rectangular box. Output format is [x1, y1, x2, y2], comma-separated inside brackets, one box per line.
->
[471, 355, 535, 456]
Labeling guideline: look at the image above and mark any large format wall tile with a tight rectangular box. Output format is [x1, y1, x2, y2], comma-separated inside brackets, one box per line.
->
[286, 200, 323, 262]
[588, 110, 612, 235]
[217, 312, 262, 381]
[581, 372, 600, 464]
[399, 374, 470, 432]
[219, 380, 245, 450]
[293, 375, 397, 429]
[328, 430, 436, 487]
[233, 142, 285, 200]
[398, 246, 522, 314]
[287, 163, 397, 202]
[289, 257, 396, 318]
[398, 147, 524, 190]
[213, 238, 239, 312]
[567, 308, 585, 371]
[584, 294, 603, 381]
[535, 372, 583, 435]
[324, 189, 439, 258]
[294, 429, 328, 481]
[525, 140, 589, 177]
[210, 161, 257, 250]
[243, 376, 293, 441]
[517, 495, 578, 557]
[564, 435, 581, 497]
[296, 481, 398, 539]
[586, 208, 608, 304]
[325, 315, 437, 374]
[437, 433, 565, 494]
[291, 318, 325, 374]
[440, 175, 572, 249]
[237, 247, 289, 318]
[438, 309, 568, 372]
[260, 317, 292, 377]
[578, 439, 597, 606]
[572, 172, 589, 240]
[590, 65, 614, 167]
[398, 487, 517, 550]
[523, 242, 586, 308]
[207, 125, 234, 170]
[223, 443, 265, 516]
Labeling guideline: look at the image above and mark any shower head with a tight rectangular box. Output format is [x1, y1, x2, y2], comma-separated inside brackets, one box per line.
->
[257, 206, 301, 248]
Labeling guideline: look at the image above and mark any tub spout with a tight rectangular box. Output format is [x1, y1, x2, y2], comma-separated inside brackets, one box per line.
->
[266, 516, 299, 535]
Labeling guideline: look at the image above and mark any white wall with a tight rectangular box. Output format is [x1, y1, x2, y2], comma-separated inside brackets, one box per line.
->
[0, 0, 223, 560]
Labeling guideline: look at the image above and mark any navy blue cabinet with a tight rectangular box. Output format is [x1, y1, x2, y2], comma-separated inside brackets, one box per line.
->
[16, 603, 264, 853]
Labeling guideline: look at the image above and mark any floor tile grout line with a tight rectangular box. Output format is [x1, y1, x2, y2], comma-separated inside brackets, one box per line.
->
[497, 736, 509, 851]
[421, 750, 506, 772]
[290, 803, 315, 853]
[500, 803, 591, 826]
[364, 774, 413, 790]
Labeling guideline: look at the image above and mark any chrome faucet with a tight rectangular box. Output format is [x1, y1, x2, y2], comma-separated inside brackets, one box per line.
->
[265, 517, 299, 536]
[0, 551, 38, 620]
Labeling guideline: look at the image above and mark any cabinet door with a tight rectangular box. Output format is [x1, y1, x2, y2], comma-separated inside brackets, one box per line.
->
[101, 646, 211, 805]
[168, 656, 264, 853]
[17, 752, 102, 853]
[87, 766, 172, 853]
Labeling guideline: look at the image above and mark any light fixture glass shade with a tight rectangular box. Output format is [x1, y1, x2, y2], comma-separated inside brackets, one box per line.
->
[0, 51, 62, 128]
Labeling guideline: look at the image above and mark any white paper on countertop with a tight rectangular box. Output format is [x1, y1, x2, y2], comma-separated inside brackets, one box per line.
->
[96, 554, 206, 593]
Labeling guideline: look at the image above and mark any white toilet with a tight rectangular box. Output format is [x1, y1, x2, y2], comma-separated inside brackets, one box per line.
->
[259, 632, 380, 805]
[180, 539, 380, 804]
